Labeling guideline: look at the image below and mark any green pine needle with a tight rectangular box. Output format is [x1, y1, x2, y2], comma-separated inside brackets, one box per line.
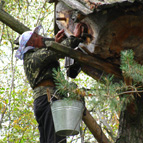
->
[121, 49, 143, 83]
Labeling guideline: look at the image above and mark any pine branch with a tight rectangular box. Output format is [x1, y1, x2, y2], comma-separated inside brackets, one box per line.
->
[52, 68, 92, 100]
[52, 68, 80, 100]
[121, 49, 143, 83]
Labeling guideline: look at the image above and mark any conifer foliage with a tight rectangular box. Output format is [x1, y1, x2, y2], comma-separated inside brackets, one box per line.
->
[121, 49, 143, 83]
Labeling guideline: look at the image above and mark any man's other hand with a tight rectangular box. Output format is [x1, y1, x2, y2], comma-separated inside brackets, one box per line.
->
[55, 29, 65, 43]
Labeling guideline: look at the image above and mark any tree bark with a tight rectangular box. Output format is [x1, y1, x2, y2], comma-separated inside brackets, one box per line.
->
[0, 9, 30, 34]
[116, 95, 143, 143]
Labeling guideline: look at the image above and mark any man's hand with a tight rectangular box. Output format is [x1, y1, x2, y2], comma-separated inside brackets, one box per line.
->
[73, 23, 85, 38]
[55, 29, 65, 43]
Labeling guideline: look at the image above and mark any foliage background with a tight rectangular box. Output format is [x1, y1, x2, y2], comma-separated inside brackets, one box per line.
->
[0, 0, 121, 142]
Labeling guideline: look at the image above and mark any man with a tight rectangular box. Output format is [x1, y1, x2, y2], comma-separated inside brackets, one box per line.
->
[15, 23, 84, 143]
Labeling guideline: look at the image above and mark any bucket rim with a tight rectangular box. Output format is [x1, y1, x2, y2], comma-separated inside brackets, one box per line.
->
[51, 99, 84, 105]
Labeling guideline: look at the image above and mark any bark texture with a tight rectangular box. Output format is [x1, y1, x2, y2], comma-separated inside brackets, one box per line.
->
[116, 95, 143, 143]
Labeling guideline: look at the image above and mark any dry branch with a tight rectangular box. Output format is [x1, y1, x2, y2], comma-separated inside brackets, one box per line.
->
[0, 9, 30, 34]
[83, 109, 110, 143]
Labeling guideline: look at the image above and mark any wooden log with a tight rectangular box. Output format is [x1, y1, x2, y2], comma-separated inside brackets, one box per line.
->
[0, 9, 30, 34]
[59, 0, 93, 15]
[83, 109, 111, 143]
[45, 41, 122, 79]
[78, 0, 96, 11]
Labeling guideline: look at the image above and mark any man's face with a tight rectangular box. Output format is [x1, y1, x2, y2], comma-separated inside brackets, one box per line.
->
[26, 32, 44, 48]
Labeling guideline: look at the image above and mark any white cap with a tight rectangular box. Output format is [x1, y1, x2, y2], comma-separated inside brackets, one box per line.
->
[15, 25, 43, 60]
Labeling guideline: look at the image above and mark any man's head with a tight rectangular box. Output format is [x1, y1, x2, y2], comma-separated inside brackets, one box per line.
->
[15, 25, 44, 60]
[25, 31, 44, 48]
[19, 25, 44, 48]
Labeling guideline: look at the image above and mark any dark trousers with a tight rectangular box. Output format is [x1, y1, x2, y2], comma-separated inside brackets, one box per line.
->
[34, 94, 66, 143]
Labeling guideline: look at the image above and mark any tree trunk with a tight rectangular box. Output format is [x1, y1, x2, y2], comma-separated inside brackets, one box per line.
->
[116, 95, 143, 143]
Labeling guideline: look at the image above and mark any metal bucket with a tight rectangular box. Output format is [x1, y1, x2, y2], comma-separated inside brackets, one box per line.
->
[51, 100, 84, 136]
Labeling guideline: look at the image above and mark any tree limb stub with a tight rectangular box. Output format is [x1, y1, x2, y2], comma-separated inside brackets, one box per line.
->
[0, 9, 30, 34]
[82, 109, 111, 143]
[45, 41, 122, 79]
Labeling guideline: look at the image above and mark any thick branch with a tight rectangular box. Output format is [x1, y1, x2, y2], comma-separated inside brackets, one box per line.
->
[81, 65, 104, 81]
[82, 109, 110, 143]
[0, 9, 30, 34]
[45, 41, 122, 79]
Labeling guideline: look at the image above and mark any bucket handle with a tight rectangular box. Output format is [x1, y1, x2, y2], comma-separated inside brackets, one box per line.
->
[50, 89, 60, 104]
